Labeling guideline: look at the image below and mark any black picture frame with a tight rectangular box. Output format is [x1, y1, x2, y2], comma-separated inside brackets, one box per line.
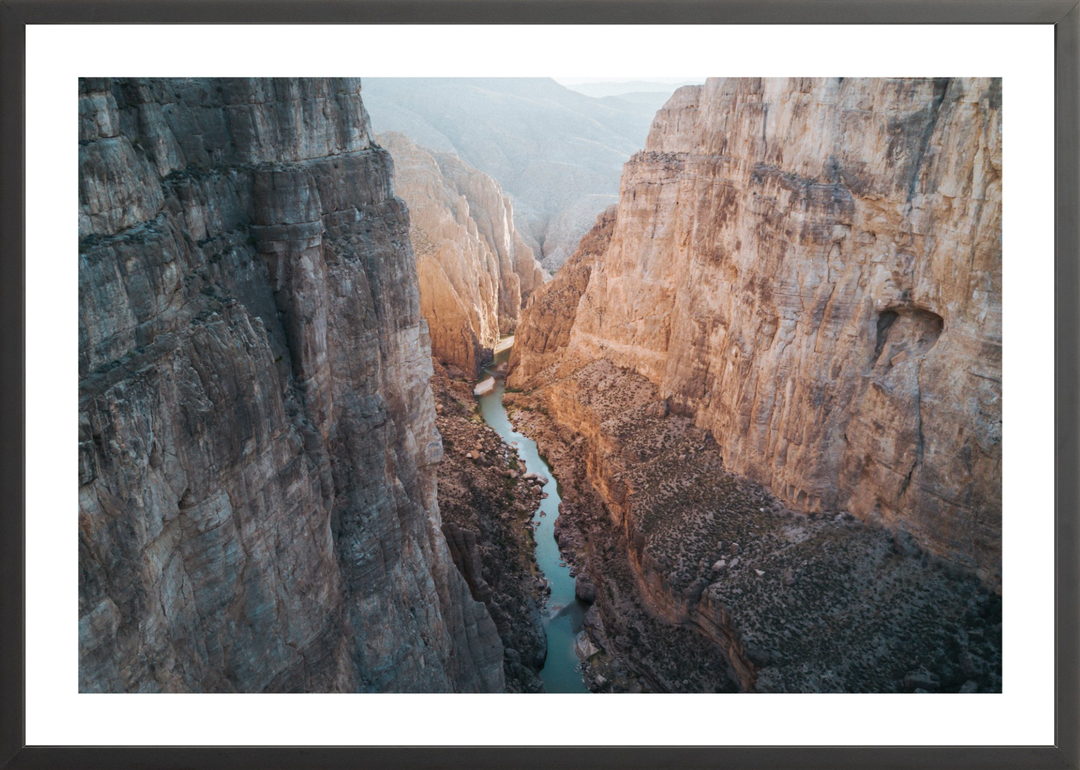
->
[2, 2, 1076, 768]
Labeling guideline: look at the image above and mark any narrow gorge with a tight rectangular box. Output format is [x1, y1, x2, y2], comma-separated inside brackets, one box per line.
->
[79, 76, 1003, 696]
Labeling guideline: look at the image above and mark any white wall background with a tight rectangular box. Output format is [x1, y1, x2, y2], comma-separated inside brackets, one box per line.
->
[28, 23, 1053, 746]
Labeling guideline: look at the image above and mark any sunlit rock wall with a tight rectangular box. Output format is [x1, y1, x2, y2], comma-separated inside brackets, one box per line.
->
[512, 78, 1002, 588]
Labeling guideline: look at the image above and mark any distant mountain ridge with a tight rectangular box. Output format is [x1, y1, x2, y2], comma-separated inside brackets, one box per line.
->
[561, 79, 701, 98]
[362, 77, 686, 271]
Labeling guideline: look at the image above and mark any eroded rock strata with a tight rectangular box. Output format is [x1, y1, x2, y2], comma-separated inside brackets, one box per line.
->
[79, 77, 503, 692]
[378, 132, 546, 376]
[508, 78, 1002, 692]
[511, 77, 1002, 589]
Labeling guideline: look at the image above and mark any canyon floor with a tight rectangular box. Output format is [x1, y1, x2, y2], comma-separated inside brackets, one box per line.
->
[431, 361, 550, 692]
[503, 360, 1002, 693]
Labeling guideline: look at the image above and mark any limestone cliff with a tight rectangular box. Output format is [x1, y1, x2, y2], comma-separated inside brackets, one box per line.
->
[510, 206, 615, 384]
[511, 78, 1002, 588]
[79, 78, 503, 692]
[379, 132, 545, 375]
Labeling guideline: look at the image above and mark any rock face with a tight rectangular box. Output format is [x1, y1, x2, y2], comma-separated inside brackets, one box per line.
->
[79, 78, 503, 692]
[507, 362, 1001, 693]
[362, 78, 675, 271]
[378, 132, 545, 376]
[511, 78, 1002, 589]
[510, 206, 616, 384]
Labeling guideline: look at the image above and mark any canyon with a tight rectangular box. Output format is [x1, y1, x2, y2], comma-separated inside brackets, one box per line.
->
[508, 77, 1002, 691]
[79, 76, 1003, 696]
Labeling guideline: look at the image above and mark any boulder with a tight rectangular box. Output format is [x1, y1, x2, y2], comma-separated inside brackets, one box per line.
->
[575, 575, 598, 603]
[904, 669, 941, 692]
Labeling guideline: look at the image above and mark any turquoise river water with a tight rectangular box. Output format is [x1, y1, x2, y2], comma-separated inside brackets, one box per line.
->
[476, 341, 589, 693]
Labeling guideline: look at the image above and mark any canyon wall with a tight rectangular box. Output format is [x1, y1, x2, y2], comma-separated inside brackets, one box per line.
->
[79, 78, 503, 692]
[511, 78, 1002, 588]
[379, 132, 545, 375]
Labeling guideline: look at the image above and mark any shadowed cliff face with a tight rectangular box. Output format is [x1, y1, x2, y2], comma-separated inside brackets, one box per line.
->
[511, 78, 1002, 590]
[78, 78, 504, 692]
[379, 132, 547, 376]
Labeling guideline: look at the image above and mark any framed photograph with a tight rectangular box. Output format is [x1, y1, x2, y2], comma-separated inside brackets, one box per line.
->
[2, 1, 1077, 768]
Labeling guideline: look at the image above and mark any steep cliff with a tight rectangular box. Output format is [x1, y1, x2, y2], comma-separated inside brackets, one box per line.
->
[379, 132, 545, 375]
[79, 78, 503, 692]
[509, 206, 615, 384]
[511, 78, 1002, 588]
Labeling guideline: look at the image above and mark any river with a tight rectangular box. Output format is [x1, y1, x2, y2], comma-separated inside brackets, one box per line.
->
[475, 338, 590, 693]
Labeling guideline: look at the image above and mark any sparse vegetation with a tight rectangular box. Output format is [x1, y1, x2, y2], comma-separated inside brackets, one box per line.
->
[506, 359, 1002, 694]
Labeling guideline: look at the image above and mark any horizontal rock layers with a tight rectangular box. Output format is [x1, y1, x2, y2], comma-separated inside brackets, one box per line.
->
[511, 78, 1002, 590]
[379, 132, 546, 376]
[79, 77, 503, 692]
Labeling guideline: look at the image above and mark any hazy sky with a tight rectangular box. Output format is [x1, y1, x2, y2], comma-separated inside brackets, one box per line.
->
[554, 77, 704, 85]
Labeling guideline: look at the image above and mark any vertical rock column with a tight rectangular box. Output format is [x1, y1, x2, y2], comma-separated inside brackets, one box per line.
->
[252, 168, 334, 433]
